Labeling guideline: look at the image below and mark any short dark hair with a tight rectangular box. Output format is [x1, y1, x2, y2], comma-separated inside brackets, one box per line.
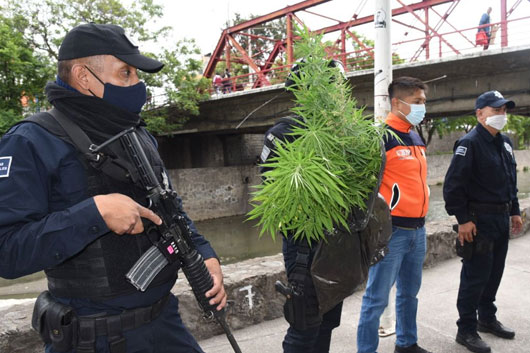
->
[57, 55, 104, 84]
[388, 76, 427, 100]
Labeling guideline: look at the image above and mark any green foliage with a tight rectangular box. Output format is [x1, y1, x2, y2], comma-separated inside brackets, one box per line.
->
[223, 13, 287, 78]
[141, 39, 211, 135]
[1, 0, 206, 136]
[247, 27, 386, 245]
[0, 12, 52, 134]
[506, 114, 530, 148]
[415, 116, 476, 147]
[3, 0, 169, 60]
[417, 114, 530, 149]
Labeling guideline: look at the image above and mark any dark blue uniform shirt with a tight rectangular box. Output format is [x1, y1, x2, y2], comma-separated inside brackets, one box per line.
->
[0, 122, 216, 314]
[443, 123, 520, 225]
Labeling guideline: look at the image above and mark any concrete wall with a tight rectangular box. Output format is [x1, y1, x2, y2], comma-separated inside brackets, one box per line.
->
[168, 165, 261, 221]
[168, 150, 530, 221]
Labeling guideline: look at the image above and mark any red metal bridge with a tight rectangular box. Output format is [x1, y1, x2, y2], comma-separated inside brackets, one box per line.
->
[203, 0, 530, 94]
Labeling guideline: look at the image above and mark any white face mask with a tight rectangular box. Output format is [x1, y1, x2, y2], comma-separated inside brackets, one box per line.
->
[485, 114, 508, 130]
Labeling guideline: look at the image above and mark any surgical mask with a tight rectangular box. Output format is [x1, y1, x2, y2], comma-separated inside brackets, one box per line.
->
[85, 66, 147, 114]
[399, 99, 426, 125]
[485, 114, 508, 130]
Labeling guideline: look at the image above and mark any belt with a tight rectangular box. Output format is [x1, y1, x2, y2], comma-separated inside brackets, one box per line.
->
[77, 294, 170, 353]
[469, 201, 511, 214]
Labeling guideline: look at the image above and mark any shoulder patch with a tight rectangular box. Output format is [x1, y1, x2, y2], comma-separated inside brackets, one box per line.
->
[260, 145, 271, 163]
[0, 156, 12, 178]
[455, 146, 467, 157]
[504, 142, 513, 155]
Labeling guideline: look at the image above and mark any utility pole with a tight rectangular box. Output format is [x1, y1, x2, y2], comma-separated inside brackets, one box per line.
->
[374, 0, 396, 338]
[374, 0, 392, 122]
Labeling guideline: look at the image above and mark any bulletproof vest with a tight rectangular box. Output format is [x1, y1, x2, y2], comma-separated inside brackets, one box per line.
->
[21, 112, 180, 300]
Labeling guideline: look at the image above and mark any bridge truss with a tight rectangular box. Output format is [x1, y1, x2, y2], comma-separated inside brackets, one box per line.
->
[203, 0, 528, 92]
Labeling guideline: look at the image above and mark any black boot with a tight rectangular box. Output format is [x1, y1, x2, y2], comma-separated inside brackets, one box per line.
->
[456, 331, 491, 353]
[394, 343, 432, 353]
[477, 320, 515, 339]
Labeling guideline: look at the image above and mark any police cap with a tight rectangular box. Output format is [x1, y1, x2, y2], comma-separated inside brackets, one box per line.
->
[58, 23, 164, 73]
[475, 90, 515, 110]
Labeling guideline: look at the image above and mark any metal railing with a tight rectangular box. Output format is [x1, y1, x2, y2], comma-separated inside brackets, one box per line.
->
[207, 15, 530, 97]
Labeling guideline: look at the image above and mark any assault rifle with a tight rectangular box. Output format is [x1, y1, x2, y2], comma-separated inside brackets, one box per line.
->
[101, 128, 242, 353]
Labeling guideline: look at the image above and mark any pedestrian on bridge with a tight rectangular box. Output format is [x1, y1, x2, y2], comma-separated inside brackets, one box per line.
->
[477, 7, 493, 50]
[444, 90, 523, 353]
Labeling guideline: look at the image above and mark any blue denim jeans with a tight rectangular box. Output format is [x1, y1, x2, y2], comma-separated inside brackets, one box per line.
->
[357, 226, 426, 353]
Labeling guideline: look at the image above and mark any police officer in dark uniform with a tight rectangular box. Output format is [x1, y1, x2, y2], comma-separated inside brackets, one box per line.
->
[258, 61, 345, 353]
[443, 90, 523, 353]
[0, 23, 226, 353]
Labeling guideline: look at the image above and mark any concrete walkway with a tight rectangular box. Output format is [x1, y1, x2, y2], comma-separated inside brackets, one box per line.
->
[199, 233, 530, 353]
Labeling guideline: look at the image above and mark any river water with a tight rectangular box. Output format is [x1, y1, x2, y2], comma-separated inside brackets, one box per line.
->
[0, 171, 528, 296]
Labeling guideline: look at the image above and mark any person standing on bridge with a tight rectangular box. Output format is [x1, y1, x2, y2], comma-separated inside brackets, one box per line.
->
[444, 90, 523, 353]
[0, 23, 226, 353]
[477, 7, 493, 50]
[356, 77, 432, 353]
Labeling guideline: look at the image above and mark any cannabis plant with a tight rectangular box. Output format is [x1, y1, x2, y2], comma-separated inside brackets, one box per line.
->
[248, 27, 387, 245]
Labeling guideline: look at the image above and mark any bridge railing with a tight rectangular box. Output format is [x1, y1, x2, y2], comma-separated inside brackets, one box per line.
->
[208, 15, 530, 97]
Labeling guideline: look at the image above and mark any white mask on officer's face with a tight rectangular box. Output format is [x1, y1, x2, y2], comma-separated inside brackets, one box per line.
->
[485, 114, 508, 130]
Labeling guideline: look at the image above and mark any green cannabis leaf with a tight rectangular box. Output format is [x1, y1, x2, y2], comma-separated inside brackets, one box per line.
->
[248, 26, 386, 245]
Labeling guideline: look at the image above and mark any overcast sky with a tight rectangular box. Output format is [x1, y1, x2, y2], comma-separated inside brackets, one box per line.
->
[153, 0, 530, 56]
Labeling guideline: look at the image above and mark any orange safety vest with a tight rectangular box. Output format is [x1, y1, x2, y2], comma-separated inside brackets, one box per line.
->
[379, 113, 429, 226]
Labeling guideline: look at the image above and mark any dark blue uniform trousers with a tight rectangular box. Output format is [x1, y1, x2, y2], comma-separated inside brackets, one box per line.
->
[281, 237, 343, 353]
[456, 212, 510, 334]
[45, 295, 203, 353]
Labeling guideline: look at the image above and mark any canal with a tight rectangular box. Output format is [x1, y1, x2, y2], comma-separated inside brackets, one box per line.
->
[0, 171, 528, 299]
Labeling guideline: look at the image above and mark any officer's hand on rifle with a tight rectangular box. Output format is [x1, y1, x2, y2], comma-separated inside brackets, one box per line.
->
[204, 258, 227, 311]
[94, 193, 162, 235]
[458, 221, 477, 245]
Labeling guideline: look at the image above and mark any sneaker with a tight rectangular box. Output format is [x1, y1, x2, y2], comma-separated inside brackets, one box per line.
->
[477, 319, 515, 339]
[394, 343, 432, 353]
[455, 331, 491, 353]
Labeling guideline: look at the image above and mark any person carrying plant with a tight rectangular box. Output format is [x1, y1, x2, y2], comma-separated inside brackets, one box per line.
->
[356, 76, 432, 353]
[257, 59, 347, 353]
[252, 26, 393, 349]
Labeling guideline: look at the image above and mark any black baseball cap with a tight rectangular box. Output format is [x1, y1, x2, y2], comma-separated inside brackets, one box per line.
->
[475, 90, 515, 110]
[58, 23, 164, 73]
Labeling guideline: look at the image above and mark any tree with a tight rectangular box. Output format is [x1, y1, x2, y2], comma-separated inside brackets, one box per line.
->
[506, 114, 530, 149]
[141, 39, 211, 135]
[415, 116, 477, 147]
[1, 0, 208, 136]
[220, 13, 287, 80]
[3, 0, 169, 60]
[416, 114, 530, 149]
[0, 13, 52, 134]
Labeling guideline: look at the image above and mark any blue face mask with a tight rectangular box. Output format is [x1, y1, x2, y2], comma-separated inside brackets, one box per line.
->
[399, 99, 426, 125]
[85, 66, 147, 114]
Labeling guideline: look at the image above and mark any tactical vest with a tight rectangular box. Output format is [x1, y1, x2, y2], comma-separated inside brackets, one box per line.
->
[21, 112, 180, 300]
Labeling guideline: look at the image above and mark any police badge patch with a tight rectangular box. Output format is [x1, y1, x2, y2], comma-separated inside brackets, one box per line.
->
[455, 146, 467, 156]
[0, 156, 12, 178]
[504, 142, 513, 155]
[260, 145, 271, 163]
